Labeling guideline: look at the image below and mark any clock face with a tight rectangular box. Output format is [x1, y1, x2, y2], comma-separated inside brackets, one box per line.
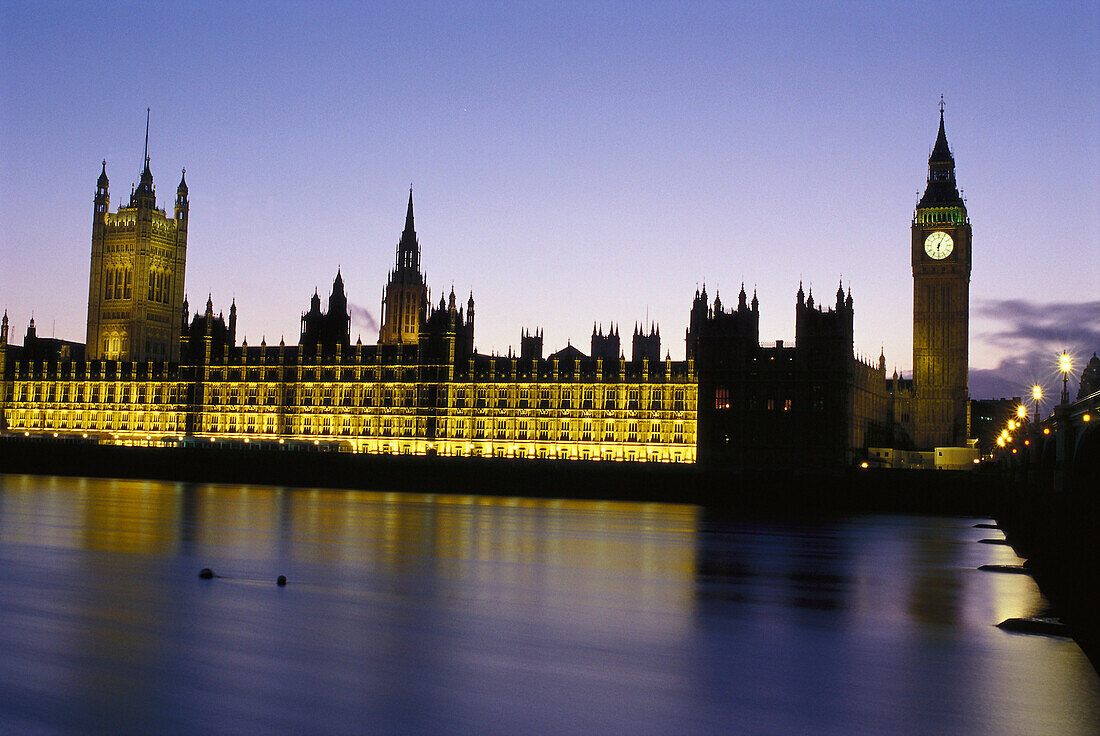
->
[924, 231, 954, 260]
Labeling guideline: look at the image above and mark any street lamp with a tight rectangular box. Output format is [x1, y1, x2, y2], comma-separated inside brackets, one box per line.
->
[1032, 384, 1042, 423]
[1060, 352, 1072, 404]
[1016, 405, 1027, 421]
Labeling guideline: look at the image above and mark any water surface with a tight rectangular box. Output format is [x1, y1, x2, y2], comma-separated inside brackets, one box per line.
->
[0, 474, 1096, 734]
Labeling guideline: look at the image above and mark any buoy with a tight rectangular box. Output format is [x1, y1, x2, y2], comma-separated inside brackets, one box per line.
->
[198, 568, 214, 579]
[276, 575, 287, 586]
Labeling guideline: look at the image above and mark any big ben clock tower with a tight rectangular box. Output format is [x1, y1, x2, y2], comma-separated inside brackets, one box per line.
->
[912, 101, 971, 449]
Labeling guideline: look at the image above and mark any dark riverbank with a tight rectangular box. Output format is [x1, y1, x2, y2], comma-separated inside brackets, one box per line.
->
[995, 482, 1100, 672]
[0, 435, 999, 515]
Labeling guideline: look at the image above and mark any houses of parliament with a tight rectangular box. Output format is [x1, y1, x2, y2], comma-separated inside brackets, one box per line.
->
[0, 109, 974, 468]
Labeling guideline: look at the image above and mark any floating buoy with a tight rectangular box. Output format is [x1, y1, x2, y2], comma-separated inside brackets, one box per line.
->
[276, 575, 287, 586]
[198, 568, 214, 579]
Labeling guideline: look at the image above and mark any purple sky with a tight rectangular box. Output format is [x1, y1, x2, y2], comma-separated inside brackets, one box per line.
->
[2, 2, 1097, 400]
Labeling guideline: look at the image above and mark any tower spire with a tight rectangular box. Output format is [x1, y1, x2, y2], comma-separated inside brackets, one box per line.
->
[404, 186, 415, 233]
[132, 108, 155, 206]
[930, 99, 953, 165]
[918, 99, 962, 209]
[143, 108, 150, 173]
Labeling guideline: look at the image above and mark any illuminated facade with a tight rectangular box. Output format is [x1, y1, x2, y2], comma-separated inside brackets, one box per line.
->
[1, 192, 697, 462]
[0, 316, 698, 462]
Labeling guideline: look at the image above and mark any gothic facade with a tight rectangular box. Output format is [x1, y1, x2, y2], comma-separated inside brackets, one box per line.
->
[0, 112, 982, 467]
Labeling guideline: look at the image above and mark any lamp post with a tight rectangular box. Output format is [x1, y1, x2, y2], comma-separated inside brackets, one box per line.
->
[1060, 352, 1071, 404]
[1032, 384, 1042, 424]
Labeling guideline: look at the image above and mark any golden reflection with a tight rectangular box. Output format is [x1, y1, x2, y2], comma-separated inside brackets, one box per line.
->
[1, 474, 700, 629]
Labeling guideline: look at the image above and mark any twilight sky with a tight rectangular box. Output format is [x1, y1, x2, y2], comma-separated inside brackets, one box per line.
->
[2, 1, 1097, 400]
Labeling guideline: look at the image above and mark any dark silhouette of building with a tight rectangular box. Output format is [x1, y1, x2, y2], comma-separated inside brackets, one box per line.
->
[1079, 353, 1100, 399]
[0, 313, 85, 363]
[419, 286, 475, 367]
[591, 324, 620, 360]
[301, 271, 352, 356]
[180, 295, 235, 364]
[520, 328, 543, 360]
[632, 323, 660, 362]
[694, 282, 887, 468]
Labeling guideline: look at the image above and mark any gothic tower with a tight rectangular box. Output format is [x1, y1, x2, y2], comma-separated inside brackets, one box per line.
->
[378, 189, 428, 345]
[86, 111, 188, 362]
[912, 102, 971, 448]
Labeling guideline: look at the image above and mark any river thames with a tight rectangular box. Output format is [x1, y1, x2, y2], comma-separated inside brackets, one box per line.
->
[0, 473, 1096, 734]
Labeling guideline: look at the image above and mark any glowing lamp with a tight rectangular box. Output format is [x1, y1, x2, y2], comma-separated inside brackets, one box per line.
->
[1016, 405, 1027, 419]
[860, 461, 869, 469]
[1043, 428, 1051, 435]
[1012, 448, 1017, 454]
[1085, 414, 1092, 422]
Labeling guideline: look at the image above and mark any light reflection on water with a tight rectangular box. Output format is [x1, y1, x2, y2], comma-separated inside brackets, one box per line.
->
[0, 473, 1096, 735]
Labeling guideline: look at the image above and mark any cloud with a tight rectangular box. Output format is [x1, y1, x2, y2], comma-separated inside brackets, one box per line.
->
[976, 299, 1100, 348]
[970, 298, 1099, 400]
[349, 303, 379, 338]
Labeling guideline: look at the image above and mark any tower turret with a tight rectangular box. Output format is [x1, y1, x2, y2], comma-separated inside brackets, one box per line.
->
[95, 161, 110, 217]
[175, 169, 188, 225]
[228, 298, 237, 346]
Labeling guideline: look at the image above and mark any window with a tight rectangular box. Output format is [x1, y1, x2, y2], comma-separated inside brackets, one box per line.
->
[715, 388, 730, 409]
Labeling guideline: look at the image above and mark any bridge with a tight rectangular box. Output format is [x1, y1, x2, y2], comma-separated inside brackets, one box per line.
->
[998, 389, 1099, 494]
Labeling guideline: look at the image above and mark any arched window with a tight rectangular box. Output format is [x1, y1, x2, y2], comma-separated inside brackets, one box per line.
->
[148, 270, 157, 301]
[105, 269, 114, 299]
[124, 268, 131, 299]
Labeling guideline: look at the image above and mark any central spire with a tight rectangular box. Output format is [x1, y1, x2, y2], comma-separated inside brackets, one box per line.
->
[132, 108, 155, 206]
[404, 186, 415, 234]
[395, 187, 421, 272]
[143, 107, 151, 174]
